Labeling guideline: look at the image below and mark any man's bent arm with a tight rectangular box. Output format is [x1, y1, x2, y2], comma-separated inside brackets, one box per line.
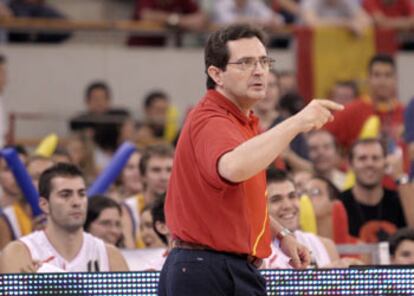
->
[219, 100, 343, 183]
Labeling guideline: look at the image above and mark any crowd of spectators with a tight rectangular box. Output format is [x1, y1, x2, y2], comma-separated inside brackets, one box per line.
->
[0, 0, 414, 48]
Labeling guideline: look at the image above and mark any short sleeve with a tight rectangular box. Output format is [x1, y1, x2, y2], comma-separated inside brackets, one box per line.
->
[191, 115, 246, 189]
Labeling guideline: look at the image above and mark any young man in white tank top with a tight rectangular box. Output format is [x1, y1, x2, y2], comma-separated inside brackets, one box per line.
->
[263, 168, 360, 269]
[0, 163, 128, 273]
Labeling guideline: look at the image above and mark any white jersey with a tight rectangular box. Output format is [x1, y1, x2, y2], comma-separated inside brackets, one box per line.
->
[263, 230, 331, 269]
[20, 230, 110, 272]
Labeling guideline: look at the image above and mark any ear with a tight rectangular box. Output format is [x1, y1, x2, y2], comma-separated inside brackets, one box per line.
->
[207, 65, 224, 87]
[39, 197, 50, 215]
[154, 221, 169, 236]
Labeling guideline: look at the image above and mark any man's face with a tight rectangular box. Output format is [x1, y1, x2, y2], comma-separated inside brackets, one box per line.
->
[332, 85, 355, 105]
[42, 176, 87, 232]
[143, 156, 173, 196]
[304, 178, 332, 219]
[308, 131, 338, 174]
[27, 159, 54, 191]
[392, 240, 414, 265]
[267, 180, 300, 231]
[87, 88, 110, 114]
[256, 72, 280, 113]
[146, 98, 169, 126]
[351, 142, 385, 189]
[219, 37, 269, 107]
[368, 62, 396, 102]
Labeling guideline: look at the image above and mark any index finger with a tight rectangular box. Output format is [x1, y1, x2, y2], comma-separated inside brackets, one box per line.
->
[314, 99, 344, 111]
[298, 246, 311, 268]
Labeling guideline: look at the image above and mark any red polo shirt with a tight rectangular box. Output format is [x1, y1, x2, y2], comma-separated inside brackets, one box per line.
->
[165, 90, 271, 259]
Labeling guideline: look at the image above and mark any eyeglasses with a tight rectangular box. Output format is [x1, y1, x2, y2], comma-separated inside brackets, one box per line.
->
[305, 188, 322, 198]
[227, 57, 275, 71]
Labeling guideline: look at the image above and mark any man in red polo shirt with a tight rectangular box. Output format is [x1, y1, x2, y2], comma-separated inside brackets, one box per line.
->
[159, 24, 343, 296]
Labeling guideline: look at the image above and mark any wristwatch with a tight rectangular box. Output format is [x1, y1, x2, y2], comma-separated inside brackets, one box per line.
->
[276, 228, 293, 241]
[395, 174, 410, 186]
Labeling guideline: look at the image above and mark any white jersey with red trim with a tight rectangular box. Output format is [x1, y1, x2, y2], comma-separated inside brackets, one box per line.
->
[20, 230, 110, 272]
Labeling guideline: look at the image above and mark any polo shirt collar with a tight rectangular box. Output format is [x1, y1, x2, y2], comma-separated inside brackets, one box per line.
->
[206, 90, 258, 126]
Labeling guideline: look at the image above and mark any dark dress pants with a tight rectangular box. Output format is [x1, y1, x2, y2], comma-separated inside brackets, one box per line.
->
[158, 248, 266, 296]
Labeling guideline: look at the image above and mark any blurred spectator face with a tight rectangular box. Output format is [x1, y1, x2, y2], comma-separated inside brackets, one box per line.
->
[350, 142, 385, 189]
[304, 178, 332, 219]
[143, 156, 173, 195]
[331, 84, 356, 105]
[392, 239, 414, 265]
[86, 88, 110, 114]
[67, 137, 86, 167]
[368, 62, 396, 102]
[0, 156, 23, 197]
[41, 176, 87, 232]
[139, 208, 165, 248]
[256, 71, 280, 113]
[307, 131, 338, 175]
[88, 207, 122, 246]
[292, 170, 313, 195]
[27, 158, 54, 191]
[145, 97, 169, 127]
[119, 118, 135, 144]
[267, 180, 300, 231]
[121, 151, 142, 195]
[279, 72, 297, 96]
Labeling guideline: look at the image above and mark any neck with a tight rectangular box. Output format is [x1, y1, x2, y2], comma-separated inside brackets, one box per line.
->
[44, 223, 84, 262]
[143, 189, 156, 205]
[216, 88, 253, 116]
[352, 184, 383, 206]
[317, 213, 333, 239]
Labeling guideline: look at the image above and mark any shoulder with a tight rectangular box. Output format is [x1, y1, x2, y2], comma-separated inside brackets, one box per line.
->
[2, 240, 31, 257]
[105, 244, 129, 271]
[0, 240, 32, 271]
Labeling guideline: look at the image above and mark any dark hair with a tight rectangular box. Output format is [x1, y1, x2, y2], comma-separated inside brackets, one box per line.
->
[150, 193, 168, 245]
[349, 138, 387, 161]
[84, 195, 122, 231]
[144, 91, 168, 110]
[139, 144, 174, 176]
[368, 54, 395, 73]
[39, 163, 85, 200]
[310, 175, 341, 200]
[205, 24, 267, 89]
[85, 81, 111, 102]
[266, 167, 293, 184]
[389, 227, 414, 256]
[278, 92, 305, 115]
